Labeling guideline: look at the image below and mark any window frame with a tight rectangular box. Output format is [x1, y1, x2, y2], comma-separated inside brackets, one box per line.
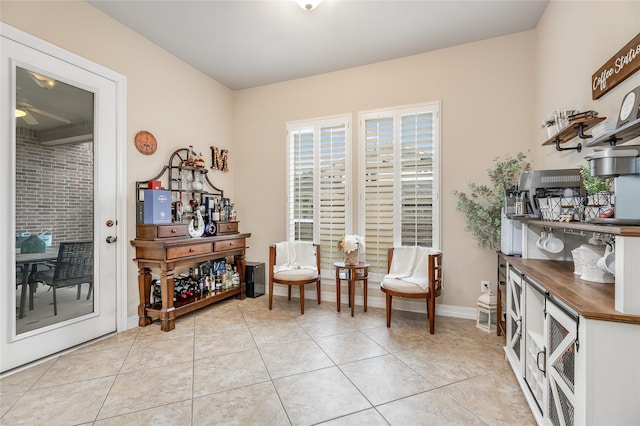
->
[285, 114, 353, 276]
[357, 101, 442, 278]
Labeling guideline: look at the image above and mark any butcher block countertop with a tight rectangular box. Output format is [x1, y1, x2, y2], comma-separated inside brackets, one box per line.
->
[503, 255, 640, 325]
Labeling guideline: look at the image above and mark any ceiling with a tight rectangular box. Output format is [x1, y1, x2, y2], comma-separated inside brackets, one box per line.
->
[88, 0, 549, 90]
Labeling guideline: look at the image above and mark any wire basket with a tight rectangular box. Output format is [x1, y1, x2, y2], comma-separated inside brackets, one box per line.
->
[583, 192, 614, 221]
[539, 197, 583, 221]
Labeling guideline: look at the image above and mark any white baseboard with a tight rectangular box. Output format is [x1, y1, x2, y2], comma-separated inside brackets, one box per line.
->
[127, 315, 139, 330]
[271, 286, 477, 320]
[124, 287, 478, 331]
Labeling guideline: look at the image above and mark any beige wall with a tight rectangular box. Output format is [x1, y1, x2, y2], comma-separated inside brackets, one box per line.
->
[2, 1, 639, 320]
[532, 0, 640, 168]
[233, 31, 536, 310]
[1, 1, 236, 319]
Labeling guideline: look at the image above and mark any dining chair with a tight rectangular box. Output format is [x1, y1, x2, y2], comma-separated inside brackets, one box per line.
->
[269, 242, 321, 314]
[37, 241, 93, 315]
[380, 246, 443, 334]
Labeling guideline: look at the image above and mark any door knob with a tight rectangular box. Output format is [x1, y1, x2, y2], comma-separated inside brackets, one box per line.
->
[106, 236, 118, 244]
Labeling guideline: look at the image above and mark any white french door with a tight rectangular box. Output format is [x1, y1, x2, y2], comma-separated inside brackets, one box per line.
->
[1, 25, 125, 373]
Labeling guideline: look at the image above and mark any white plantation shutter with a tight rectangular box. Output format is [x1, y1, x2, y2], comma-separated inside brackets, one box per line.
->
[360, 103, 440, 275]
[287, 115, 351, 272]
[401, 112, 434, 246]
[319, 124, 348, 269]
[288, 128, 314, 242]
[363, 117, 395, 273]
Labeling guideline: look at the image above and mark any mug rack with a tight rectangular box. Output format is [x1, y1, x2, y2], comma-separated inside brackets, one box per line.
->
[135, 148, 224, 221]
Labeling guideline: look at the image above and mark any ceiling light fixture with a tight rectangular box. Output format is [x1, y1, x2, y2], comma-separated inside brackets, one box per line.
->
[295, 0, 321, 11]
[15, 108, 27, 118]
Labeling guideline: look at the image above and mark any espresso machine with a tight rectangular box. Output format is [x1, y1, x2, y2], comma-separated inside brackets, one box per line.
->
[585, 145, 640, 223]
[507, 169, 585, 220]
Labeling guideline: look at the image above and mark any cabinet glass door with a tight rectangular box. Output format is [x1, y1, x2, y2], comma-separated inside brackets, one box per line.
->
[545, 300, 577, 426]
[506, 266, 524, 373]
[524, 279, 546, 412]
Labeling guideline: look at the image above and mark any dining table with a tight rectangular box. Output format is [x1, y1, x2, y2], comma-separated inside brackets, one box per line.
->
[15, 247, 58, 319]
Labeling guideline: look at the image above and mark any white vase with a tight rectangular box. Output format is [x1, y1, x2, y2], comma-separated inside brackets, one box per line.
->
[344, 249, 359, 266]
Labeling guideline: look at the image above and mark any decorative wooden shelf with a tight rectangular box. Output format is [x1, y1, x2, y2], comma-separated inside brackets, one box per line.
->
[585, 116, 640, 147]
[542, 116, 606, 152]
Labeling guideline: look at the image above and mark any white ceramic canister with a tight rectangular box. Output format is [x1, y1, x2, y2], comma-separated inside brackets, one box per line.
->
[578, 244, 614, 283]
[571, 247, 585, 275]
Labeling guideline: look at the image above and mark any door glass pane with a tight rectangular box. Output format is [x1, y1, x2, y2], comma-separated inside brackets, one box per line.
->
[15, 66, 94, 335]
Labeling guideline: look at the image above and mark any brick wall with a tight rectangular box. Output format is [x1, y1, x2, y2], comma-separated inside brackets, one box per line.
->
[16, 126, 94, 248]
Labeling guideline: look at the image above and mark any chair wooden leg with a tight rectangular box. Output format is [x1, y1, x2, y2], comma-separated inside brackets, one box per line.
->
[269, 279, 273, 310]
[300, 285, 305, 314]
[87, 282, 92, 300]
[316, 280, 321, 305]
[427, 294, 436, 334]
[288, 285, 292, 301]
[386, 294, 392, 328]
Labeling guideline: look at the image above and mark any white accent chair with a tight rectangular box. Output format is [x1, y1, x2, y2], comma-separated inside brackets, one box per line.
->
[269, 242, 321, 314]
[380, 247, 443, 334]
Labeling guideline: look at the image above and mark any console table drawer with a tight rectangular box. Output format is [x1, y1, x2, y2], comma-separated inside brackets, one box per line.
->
[167, 243, 212, 259]
[214, 239, 245, 252]
[137, 224, 188, 240]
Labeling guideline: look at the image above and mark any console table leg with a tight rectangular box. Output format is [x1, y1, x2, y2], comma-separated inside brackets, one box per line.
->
[159, 268, 175, 332]
[138, 267, 153, 327]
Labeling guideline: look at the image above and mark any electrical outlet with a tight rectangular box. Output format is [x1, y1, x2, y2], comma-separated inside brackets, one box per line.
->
[481, 280, 490, 293]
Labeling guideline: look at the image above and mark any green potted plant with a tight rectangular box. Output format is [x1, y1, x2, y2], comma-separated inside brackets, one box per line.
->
[579, 164, 613, 210]
[452, 152, 530, 250]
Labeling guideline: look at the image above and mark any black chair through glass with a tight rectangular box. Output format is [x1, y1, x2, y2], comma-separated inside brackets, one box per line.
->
[37, 241, 93, 315]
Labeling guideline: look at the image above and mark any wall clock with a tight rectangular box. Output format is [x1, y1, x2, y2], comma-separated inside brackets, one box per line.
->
[134, 130, 157, 155]
[617, 86, 640, 128]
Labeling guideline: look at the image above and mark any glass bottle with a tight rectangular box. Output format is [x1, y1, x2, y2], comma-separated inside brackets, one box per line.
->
[187, 145, 196, 166]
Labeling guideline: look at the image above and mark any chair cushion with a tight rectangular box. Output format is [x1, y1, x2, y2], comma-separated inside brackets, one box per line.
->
[380, 277, 427, 294]
[273, 269, 318, 281]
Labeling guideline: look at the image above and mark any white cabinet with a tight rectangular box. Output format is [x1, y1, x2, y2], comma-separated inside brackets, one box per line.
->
[506, 264, 577, 425]
[504, 261, 640, 425]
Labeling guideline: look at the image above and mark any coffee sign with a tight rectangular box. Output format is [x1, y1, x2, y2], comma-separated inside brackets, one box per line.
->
[592, 33, 640, 100]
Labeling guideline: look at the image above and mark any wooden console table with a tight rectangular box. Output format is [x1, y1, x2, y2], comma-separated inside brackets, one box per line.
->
[131, 224, 251, 331]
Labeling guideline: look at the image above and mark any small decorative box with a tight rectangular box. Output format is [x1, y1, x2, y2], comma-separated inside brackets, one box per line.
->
[143, 189, 172, 224]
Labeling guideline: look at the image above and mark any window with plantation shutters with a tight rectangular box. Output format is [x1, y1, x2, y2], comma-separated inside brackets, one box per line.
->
[286, 115, 351, 273]
[359, 102, 440, 276]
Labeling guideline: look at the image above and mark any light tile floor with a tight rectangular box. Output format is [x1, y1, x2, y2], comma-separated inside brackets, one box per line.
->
[0, 295, 535, 425]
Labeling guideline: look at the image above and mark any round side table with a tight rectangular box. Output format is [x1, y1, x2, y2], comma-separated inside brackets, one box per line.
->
[334, 261, 370, 317]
